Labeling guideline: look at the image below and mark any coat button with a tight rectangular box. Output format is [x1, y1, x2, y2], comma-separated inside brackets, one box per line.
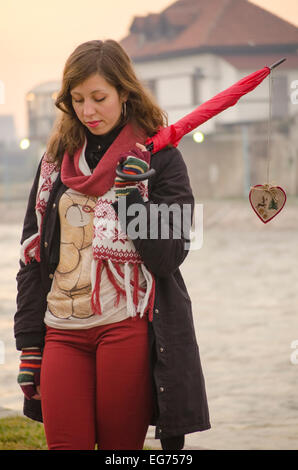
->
[160, 347, 164, 353]
[160, 386, 165, 392]
[155, 308, 159, 314]
[49, 273, 54, 279]
[44, 241, 48, 248]
[52, 203, 56, 209]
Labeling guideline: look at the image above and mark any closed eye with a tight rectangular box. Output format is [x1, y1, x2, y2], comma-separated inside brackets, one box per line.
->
[72, 97, 106, 103]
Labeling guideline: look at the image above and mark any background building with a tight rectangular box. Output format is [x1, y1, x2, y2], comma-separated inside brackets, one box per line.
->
[0, 115, 16, 145]
[26, 81, 60, 142]
[3, 0, 297, 201]
[0, 83, 60, 201]
[121, 0, 298, 198]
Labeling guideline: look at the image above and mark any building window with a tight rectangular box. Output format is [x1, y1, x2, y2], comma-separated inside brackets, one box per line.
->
[158, 75, 193, 108]
[192, 68, 204, 106]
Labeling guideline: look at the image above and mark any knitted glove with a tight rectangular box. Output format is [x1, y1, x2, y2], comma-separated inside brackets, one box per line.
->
[115, 147, 150, 198]
[17, 347, 42, 400]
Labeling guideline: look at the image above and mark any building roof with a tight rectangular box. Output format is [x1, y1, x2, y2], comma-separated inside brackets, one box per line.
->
[221, 53, 298, 70]
[121, 0, 298, 66]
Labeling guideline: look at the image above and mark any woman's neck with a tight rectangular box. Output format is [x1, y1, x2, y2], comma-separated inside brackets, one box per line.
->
[84, 122, 125, 171]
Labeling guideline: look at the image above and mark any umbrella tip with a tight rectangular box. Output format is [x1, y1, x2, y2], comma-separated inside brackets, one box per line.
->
[269, 58, 287, 70]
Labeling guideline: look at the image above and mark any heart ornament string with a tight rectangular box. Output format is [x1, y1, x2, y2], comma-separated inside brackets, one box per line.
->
[249, 63, 287, 223]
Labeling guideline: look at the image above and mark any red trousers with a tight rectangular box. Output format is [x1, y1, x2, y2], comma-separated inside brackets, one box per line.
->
[40, 316, 153, 450]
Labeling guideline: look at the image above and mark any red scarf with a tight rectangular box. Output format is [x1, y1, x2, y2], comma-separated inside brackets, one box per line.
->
[61, 122, 149, 196]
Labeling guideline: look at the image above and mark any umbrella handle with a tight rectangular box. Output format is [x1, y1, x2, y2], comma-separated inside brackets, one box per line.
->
[116, 162, 156, 181]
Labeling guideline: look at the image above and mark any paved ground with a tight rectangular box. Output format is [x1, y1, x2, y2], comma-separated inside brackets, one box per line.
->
[1, 197, 298, 450]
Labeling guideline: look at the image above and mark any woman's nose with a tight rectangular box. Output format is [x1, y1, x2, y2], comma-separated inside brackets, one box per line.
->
[83, 99, 97, 118]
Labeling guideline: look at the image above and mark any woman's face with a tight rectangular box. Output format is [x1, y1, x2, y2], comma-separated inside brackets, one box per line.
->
[70, 73, 126, 135]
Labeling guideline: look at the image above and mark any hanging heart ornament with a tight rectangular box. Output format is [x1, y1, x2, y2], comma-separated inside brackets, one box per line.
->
[249, 184, 286, 223]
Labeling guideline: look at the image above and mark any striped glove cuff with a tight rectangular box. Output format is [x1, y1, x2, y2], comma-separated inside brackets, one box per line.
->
[115, 156, 149, 198]
[17, 347, 42, 400]
[120, 156, 149, 176]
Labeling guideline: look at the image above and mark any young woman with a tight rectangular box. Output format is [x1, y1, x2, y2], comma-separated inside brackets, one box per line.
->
[14, 39, 210, 450]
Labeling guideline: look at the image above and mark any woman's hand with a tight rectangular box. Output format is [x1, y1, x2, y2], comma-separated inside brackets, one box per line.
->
[115, 144, 150, 198]
[17, 347, 42, 400]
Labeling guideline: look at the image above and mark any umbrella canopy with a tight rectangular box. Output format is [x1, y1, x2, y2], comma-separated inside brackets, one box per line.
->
[145, 66, 271, 154]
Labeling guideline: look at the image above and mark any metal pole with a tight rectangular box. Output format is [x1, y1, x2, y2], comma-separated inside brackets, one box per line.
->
[242, 125, 250, 197]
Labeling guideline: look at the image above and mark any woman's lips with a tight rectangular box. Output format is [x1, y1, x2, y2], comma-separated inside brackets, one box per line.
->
[86, 121, 101, 128]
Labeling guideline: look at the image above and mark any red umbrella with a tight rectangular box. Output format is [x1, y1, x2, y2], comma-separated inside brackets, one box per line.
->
[116, 58, 286, 180]
[146, 59, 286, 153]
[146, 67, 270, 153]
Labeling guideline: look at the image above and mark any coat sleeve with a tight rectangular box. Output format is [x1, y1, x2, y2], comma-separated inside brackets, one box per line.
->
[112, 146, 195, 277]
[14, 160, 47, 350]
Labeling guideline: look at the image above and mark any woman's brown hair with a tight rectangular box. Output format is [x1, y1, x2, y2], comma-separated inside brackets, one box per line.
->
[46, 39, 168, 166]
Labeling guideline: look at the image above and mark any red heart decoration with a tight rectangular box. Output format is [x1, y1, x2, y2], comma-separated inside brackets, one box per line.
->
[249, 184, 286, 224]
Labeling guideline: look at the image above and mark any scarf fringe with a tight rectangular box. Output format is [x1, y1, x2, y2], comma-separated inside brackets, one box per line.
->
[148, 275, 155, 322]
[104, 260, 126, 308]
[90, 258, 155, 321]
[139, 264, 155, 321]
[125, 263, 136, 317]
[91, 258, 103, 315]
[111, 261, 146, 294]
[24, 235, 41, 264]
[133, 263, 139, 309]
